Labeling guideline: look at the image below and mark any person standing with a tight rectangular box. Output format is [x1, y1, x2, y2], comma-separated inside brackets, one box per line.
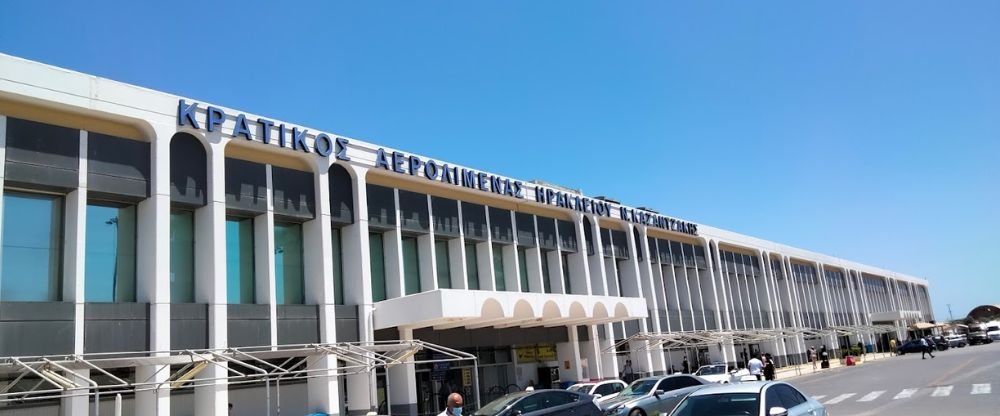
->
[682, 356, 689, 374]
[763, 353, 776, 381]
[620, 359, 635, 382]
[920, 337, 935, 359]
[889, 338, 897, 355]
[439, 392, 463, 416]
[748, 354, 764, 381]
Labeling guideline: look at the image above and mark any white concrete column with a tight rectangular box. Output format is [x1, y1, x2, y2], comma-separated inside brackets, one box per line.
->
[385, 189, 404, 298]
[304, 160, 341, 415]
[703, 239, 725, 331]
[634, 227, 664, 374]
[547, 248, 566, 294]
[580, 324, 601, 380]
[418, 232, 437, 292]
[135, 124, 174, 416]
[525, 216, 544, 293]
[619, 225, 652, 376]
[567, 213, 591, 296]
[61, 129, 87, 416]
[501, 243, 519, 291]
[585, 216, 608, 296]
[449, 199, 468, 290]
[557, 325, 584, 382]
[388, 327, 418, 415]
[194, 135, 228, 416]
[340, 165, 377, 415]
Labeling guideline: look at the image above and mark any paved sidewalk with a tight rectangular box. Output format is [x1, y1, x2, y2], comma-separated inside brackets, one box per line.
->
[773, 352, 896, 381]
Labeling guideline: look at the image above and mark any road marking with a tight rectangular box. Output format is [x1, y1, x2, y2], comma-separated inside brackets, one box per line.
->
[857, 390, 885, 402]
[824, 393, 856, 404]
[971, 384, 991, 395]
[894, 388, 918, 399]
[931, 386, 953, 397]
[811, 395, 827, 401]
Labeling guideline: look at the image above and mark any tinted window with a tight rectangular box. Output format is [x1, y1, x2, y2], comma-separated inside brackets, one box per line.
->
[656, 378, 676, 391]
[674, 376, 704, 388]
[764, 387, 784, 410]
[672, 393, 759, 416]
[1, 192, 63, 301]
[594, 383, 616, 396]
[613, 382, 625, 393]
[775, 385, 807, 408]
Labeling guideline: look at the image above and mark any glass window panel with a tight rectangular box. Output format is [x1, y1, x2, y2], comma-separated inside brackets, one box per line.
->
[170, 210, 195, 303]
[561, 252, 571, 294]
[435, 240, 451, 289]
[85, 203, 137, 302]
[331, 228, 344, 304]
[402, 236, 420, 295]
[226, 217, 255, 304]
[541, 250, 552, 294]
[275, 222, 304, 305]
[1, 192, 63, 301]
[465, 243, 479, 290]
[370, 233, 387, 301]
[491, 244, 506, 291]
[517, 247, 529, 293]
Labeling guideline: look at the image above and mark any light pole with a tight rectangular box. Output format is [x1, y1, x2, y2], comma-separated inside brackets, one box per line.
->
[106, 216, 118, 302]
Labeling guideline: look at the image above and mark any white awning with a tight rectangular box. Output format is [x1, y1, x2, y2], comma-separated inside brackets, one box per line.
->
[373, 289, 648, 330]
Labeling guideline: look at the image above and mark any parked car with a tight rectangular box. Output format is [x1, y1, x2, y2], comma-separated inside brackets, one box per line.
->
[945, 334, 968, 348]
[668, 381, 827, 416]
[693, 364, 750, 384]
[968, 327, 993, 345]
[895, 339, 927, 355]
[600, 375, 708, 416]
[567, 380, 628, 403]
[473, 389, 602, 416]
[930, 336, 950, 351]
[986, 323, 1000, 341]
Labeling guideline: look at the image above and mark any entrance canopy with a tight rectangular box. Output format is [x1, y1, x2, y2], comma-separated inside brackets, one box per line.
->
[0, 340, 475, 407]
[606, 324, 901, 352]
[374, 289, 648, 331]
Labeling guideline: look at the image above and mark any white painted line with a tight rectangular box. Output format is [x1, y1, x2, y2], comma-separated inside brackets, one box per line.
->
[824, 393, 856, 404]
[894, 388, 918, 399]
[811, 395, 827, 401]
[931, 386, 953, 397]
[858, 390, 885, 402]
[971, 384, 991, 395]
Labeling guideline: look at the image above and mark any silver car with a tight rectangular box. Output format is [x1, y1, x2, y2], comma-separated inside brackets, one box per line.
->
[600, 375, 708, 416]
[668, 381, 827, 416]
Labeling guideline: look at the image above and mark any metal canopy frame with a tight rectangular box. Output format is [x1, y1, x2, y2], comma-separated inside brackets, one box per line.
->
[0, 340, 478, 416]
[604, 325, 897, 353]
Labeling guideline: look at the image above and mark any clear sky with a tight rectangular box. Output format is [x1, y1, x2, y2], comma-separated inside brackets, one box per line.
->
[1, 1, 997, 320]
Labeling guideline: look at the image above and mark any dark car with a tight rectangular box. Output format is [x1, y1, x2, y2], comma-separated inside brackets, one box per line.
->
[930, 336, 950, 351]
[897, 339, 944, 355]
[473, 389, 602, 416]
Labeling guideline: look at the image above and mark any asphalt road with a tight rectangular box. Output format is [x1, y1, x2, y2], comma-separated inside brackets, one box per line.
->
[788, 341, 1000, 416]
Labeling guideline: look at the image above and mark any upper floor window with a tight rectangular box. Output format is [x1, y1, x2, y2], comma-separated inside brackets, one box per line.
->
[275, 222, 304, 304]
[85, 202, 137, 302]
[1, 192, 63, 301]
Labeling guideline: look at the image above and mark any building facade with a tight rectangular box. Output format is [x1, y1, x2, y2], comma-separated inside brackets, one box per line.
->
[0, 53, 933, 416]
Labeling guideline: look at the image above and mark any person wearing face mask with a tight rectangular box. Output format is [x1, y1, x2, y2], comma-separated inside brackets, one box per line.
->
[438, 392, 463, 416]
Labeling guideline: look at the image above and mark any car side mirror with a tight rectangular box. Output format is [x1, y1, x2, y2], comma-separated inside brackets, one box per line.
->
[768, 407, 788, 416]
[593, 394, 602, 399]
[654, 389, 665, 397]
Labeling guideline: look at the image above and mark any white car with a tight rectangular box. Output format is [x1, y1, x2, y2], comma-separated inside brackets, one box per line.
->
[986, 323, 1000, 341]
[693, 364, 750, 384]
[567, 379, 628, 402]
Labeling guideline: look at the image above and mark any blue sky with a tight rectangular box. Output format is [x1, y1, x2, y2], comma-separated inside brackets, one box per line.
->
[1, 1, 997, 320]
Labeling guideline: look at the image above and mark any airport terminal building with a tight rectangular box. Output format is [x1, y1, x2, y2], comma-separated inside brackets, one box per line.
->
[0, 53, 933, 416]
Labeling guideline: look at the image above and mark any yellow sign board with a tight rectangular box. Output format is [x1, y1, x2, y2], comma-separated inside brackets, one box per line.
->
[515, 344, 557, 362]
[462, 368, 472, 386]
[515, 346, 537, 362]
[536, 344, 556, 361]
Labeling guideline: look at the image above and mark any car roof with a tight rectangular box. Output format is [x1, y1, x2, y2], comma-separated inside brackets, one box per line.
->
[634, 374, 697, 383]
[687, 381, 776, 396]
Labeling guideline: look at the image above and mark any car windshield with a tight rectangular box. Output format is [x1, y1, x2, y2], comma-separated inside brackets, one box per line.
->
[473, 392, 531, 416]
[696, 366, 726, 376]
[621, 379, 659, 396]
[988, 326, 1000, 331]
[567, 384, 593, 393]
[670, 393, 760, 416]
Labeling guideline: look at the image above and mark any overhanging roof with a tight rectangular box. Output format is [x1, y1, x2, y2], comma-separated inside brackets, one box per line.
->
[373, 289, 648, 330]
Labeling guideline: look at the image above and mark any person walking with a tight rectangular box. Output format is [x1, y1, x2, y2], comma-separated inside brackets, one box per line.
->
[748, 354, 764, 381]
[889, 338, 897, 355]
[439, 392, 463, 416]
[809, 347, 818, 371]
[920, 337, 935, 359]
